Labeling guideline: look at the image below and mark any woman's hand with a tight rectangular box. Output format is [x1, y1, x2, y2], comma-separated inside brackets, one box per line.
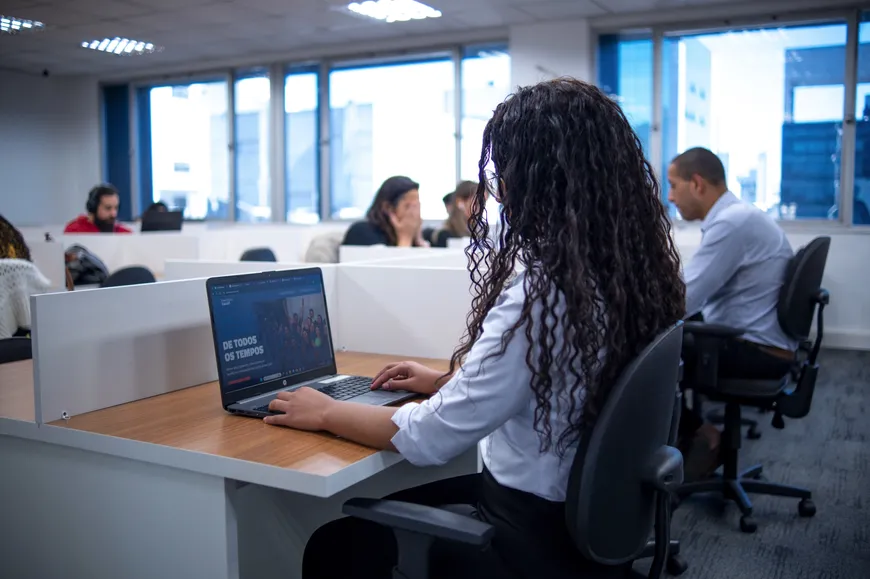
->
[371, 361, 448, 396]
[264, 388, 335, 430]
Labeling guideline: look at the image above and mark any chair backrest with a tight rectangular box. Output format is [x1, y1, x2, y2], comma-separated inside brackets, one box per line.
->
[240, 247, 277, 262]
[101, 266, 156, 288]
[0, 337, 32, 364]
[565, 323, 684, 565]
[304, 231, 344, 263]
[777, 236, 831, 341]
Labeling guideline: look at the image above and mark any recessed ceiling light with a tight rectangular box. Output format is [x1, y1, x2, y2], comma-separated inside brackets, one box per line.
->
[0, 15, 45, 34]
[80, 37, 162, 56]
[347, 0, 442, 23]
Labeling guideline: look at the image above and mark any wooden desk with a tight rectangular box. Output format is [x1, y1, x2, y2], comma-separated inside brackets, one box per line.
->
[49, 352, 449, 477]
[0, 360, 35, 421]
[0, 352, 471, 579]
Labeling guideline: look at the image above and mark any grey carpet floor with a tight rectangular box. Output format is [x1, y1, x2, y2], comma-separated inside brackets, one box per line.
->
[660, 349, 870, 579]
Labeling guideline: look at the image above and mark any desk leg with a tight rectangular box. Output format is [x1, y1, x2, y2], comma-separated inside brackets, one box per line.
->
[0, 435, 241, 579]
[234, 448, 478, 579]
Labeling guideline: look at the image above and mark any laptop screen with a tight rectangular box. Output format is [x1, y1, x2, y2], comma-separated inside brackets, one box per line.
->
[208, 270, 333, 397]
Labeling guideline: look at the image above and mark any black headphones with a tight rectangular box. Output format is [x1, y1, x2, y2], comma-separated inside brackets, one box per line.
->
[86, 184, 118, 214]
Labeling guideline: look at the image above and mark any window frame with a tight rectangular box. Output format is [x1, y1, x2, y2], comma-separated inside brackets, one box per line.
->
[593, 6, 870, 231]
[124, 40, 508, 224]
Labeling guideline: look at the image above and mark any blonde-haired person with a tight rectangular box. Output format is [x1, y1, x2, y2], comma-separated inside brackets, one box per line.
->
[424, 181, 479, 248]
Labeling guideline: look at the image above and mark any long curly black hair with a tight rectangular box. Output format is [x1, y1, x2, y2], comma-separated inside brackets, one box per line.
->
[448, 78, 685, 456]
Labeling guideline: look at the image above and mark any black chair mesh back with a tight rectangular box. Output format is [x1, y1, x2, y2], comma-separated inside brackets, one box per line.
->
[776, 237, 830, 341]
[565, 323, 684, 565]
[101, 266, 157, 288]
[240, 248, 277, 262]
[0, 337, 33, 364]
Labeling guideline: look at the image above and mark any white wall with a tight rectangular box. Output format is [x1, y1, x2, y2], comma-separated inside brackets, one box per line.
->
[509, 19, 593, 89]
[0, 70, 101, 227]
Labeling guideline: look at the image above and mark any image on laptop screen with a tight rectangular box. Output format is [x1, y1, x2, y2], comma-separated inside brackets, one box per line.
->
[209, 270, 333, 396]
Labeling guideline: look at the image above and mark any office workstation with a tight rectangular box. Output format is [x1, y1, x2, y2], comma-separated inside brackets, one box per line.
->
[2, 0, 870, 578]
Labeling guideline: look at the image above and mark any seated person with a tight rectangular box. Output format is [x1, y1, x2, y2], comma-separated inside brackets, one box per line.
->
[64, 184, 133, 234]
[259, 79, 685, 579]
[424, 181, 480, 247]
[667, 147, 797, 480]
[342, 176, 429, 247]
[145, 201, 168, 213]
[0, 214, 31, 261]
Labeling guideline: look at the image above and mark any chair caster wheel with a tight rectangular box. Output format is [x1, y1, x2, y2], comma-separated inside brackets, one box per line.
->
[740, 516, 758, 533]
[666, 555, 688, 576]
[798, 499, 816, 517]
[747, 428, 761, 440]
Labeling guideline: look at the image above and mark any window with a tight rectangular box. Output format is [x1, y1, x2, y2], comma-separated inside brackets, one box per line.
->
[662, 23, 847, 220]
[597, 35, 653, 156]
[147, 80, 229, 219]
[234, 70, 271, 222]
[285, 69, 320, 224]
[852, 15, 870, 225]
[460, 44, 511, 181]
[329, 56, 456, 220]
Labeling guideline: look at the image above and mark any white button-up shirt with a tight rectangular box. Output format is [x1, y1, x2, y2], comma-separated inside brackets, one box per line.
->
[684, 192, 797, 351]
[391, 271, 587, 502]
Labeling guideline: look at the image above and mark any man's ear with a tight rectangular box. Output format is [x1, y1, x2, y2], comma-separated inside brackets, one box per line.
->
[690, 174, 706, 196]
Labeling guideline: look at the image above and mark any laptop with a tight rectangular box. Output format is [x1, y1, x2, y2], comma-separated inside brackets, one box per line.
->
[205, 267, 416, 418]
[141, 210, 183, 232]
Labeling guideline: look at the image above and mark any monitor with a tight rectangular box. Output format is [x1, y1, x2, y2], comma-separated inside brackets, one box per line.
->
[141, 210, 183, 232]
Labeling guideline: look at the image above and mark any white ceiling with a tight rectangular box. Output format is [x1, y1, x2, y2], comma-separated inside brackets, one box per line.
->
[0, 0, 747, 77]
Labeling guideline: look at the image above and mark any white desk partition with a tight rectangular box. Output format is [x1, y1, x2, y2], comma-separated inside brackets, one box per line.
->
[31, 278, 216, 423]
[335, 264, 471, 359]
[25, 239, 66, 290]
[58, 233, 200, 276]
[366, 250, 468, 269]
[163, 259, 306, 281]
[338, 245, 447, 263]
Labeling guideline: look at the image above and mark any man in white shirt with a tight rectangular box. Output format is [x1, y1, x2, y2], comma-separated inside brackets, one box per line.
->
[667, 147, 797, 480]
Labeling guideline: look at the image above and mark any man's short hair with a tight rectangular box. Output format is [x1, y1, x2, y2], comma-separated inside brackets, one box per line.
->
[670, 147, 726, 186]
[442, 192, 455, 206]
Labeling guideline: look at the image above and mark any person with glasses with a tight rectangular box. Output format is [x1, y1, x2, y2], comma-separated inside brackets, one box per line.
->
[262, 79, 686, 578]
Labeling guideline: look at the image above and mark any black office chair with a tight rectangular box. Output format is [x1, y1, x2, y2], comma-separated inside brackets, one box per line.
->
[0, 337, 32, 364]
[240, 247, 277, 262]
[677, 236, 831, 533]
[100, 266, 157, 288]
[342, 323, 687, 579]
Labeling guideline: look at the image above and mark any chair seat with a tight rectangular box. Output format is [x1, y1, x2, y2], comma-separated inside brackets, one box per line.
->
[698, 376, 788, 405]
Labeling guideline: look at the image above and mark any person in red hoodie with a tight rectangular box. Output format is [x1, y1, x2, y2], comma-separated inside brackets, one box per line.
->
[64, 184, 133, 234]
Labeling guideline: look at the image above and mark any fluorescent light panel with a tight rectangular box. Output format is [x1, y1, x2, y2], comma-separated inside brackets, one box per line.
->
[0, 15, 45, 34]
[347, 0, 442, 23]
[80, 37, 160, 56]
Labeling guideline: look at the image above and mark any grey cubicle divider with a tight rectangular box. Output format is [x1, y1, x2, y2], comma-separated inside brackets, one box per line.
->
[31, 278, 217, 424]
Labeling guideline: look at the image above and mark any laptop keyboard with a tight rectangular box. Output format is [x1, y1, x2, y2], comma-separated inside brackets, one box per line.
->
[253, 376, 373, 413]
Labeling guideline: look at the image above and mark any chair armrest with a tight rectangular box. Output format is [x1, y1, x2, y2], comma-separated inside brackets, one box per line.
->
[683, 321, 745, 339]
[814, 288, 830, 305]
[343, 498, 495, 547]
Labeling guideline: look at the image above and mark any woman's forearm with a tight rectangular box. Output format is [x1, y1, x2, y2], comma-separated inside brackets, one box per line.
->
[322, 401, 400, 451]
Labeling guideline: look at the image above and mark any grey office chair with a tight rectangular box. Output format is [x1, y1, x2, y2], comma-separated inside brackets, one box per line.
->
[101, 266, 157, 288]
[240, 247, 277, 262]
[343, 323, 687, 579]
[677, 237, 830, 533]
[0, 337, 32, 364]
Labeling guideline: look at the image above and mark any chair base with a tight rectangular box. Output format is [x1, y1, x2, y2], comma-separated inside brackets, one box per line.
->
[677, 464, 815, 533]
[706, 411, 761, 439]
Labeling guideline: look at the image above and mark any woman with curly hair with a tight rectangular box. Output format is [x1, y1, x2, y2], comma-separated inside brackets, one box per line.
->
[265, 79, 685, 578]
[0, 214, 31, 261]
